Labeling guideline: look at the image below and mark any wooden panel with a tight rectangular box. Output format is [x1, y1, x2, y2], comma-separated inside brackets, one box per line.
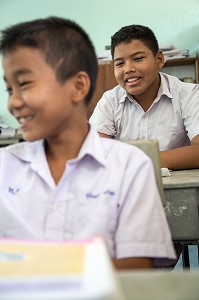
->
[105, 62, 117, 90]
[195, 59, 199, 83]
[87, 63, 107, 119]
[87, 62, 117, 119]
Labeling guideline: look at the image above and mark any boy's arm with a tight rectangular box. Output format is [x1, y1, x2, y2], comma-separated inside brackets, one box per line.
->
[160, 134, 199, 170]
[100, 134, 199, 170]
[112, 257, 154, 270]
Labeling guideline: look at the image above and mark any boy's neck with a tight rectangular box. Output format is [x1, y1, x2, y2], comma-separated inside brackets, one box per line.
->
[134, 96, 156, 112]
[45, 122, 89, 184]
[132, 74, 161, 112]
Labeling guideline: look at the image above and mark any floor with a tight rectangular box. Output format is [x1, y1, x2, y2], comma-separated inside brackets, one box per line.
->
[174, 245, 198, 270]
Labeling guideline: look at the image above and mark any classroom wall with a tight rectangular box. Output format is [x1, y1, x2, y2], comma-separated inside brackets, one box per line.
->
[0, 0, 198, 128]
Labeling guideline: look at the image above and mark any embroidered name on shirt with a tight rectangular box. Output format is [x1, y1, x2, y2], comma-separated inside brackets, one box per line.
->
[86, 190, 115, 199]
[103, 190, 115, 196]
[8, 187, 20, 195]
[86, 192, 100, 199]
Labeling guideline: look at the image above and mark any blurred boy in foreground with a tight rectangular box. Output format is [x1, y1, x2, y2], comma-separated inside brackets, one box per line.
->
[0, 17, 176, 269]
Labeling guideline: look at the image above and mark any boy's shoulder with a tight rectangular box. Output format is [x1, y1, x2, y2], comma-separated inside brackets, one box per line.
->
[99, 85, 127, 109]
[160, 72, 198, 91]
[104, 84, 126, 98]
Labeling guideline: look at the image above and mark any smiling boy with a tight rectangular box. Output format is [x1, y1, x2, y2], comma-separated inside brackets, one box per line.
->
[89, 25, 199, 170]
[0, 17, 176, 269]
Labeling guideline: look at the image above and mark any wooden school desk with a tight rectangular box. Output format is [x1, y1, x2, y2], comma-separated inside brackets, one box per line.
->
[163, 169, 199, 268]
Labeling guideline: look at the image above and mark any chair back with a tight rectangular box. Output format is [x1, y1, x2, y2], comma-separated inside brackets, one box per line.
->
[128, 139, 165, 204]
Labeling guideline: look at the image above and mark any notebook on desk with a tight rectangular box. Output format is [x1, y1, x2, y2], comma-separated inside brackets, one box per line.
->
[0, 238, 124, 300]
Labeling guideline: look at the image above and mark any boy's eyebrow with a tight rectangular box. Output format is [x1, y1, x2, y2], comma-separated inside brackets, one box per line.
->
[113, 57, 124, 63]
[113, 51, 146, 62]
[3, 69, 32, 82]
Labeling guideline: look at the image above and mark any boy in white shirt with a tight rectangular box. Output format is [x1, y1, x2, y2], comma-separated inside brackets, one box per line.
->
[0, 17, 176, 269]
[90, 25, 199, 170]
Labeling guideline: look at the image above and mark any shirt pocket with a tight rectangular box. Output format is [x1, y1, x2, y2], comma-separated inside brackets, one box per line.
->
[155, 123, 189, 150]
[74, 194, 118, 238]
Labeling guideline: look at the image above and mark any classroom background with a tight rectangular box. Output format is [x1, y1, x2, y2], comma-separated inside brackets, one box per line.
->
[0, 0, 198, 128]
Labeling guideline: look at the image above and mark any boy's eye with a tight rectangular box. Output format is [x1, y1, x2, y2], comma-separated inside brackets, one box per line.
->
[19, 81, 31, 87]
[5, 86, 12, 96]
[114, 61, 124, 67]
[134, 56, 145, 61]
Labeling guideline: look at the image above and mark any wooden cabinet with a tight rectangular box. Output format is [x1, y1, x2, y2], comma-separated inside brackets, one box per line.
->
[162, 57, 199, 84]
[87, 62, 117, 118]
[88, 57, 199, 119]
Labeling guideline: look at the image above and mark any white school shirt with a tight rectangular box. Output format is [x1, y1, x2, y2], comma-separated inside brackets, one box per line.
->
[0, 126, 176, 266]
[89, 73, 199, 150]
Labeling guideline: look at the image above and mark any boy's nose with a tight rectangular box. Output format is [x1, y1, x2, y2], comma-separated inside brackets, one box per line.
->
[124, 61, 136, 74]
[8, 92, 24, 112]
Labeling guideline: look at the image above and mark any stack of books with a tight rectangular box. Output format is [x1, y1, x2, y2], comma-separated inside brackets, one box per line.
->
[160, 44, 189, 61]
[0, 121, 16, 138]
[97, 49, 112, 62]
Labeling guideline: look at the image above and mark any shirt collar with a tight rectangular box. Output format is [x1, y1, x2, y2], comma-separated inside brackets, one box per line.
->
[76, 124, 106, 166]
[118, 87, 128, 104]
[158, 72, 173, 100]
[7, 140, 47, 171]
[7, 125, 106, 167]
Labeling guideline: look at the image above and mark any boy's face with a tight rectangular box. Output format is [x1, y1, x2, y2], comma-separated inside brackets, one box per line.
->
[2, 46, 82, 141]
[113, 39, 164, 102]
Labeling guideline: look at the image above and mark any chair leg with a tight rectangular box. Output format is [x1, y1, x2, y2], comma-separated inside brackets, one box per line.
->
[182, 245, 190, 269]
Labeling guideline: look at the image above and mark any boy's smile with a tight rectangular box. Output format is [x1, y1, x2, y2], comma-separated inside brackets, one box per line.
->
[125, 76, 141, 87]
[113, 39, 164, 109]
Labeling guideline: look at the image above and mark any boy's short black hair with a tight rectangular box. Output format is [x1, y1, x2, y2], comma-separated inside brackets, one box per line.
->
[111, 25, 159, 59]
[0, 16, 98, 104]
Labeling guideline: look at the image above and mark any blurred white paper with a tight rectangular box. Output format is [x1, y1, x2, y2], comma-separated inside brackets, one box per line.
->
[161, 168, 171, 177]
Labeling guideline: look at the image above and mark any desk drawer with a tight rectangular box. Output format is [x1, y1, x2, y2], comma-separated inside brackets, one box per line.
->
[164, 188, 199, 241]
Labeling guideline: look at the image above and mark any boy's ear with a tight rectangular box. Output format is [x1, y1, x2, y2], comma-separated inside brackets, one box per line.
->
[72, 71, 91, 103]
[156, 50, 165, 69]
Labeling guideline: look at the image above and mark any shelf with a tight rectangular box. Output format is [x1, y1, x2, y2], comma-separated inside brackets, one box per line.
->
[163, 57, 199, 83]
[164, 57, 197, 67]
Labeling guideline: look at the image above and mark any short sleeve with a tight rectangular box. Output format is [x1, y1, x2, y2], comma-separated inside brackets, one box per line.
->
[89, 90, 117, 137]
[181, 84, 199, 140]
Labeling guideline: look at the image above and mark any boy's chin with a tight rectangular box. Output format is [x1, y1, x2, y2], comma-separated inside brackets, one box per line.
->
[21, 133, 41, 142]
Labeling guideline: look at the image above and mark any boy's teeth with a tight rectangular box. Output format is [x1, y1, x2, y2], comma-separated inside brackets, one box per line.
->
[19, 116, 32, 123]
[128, 78, 138, 82]
[20, 118, 26, 124]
